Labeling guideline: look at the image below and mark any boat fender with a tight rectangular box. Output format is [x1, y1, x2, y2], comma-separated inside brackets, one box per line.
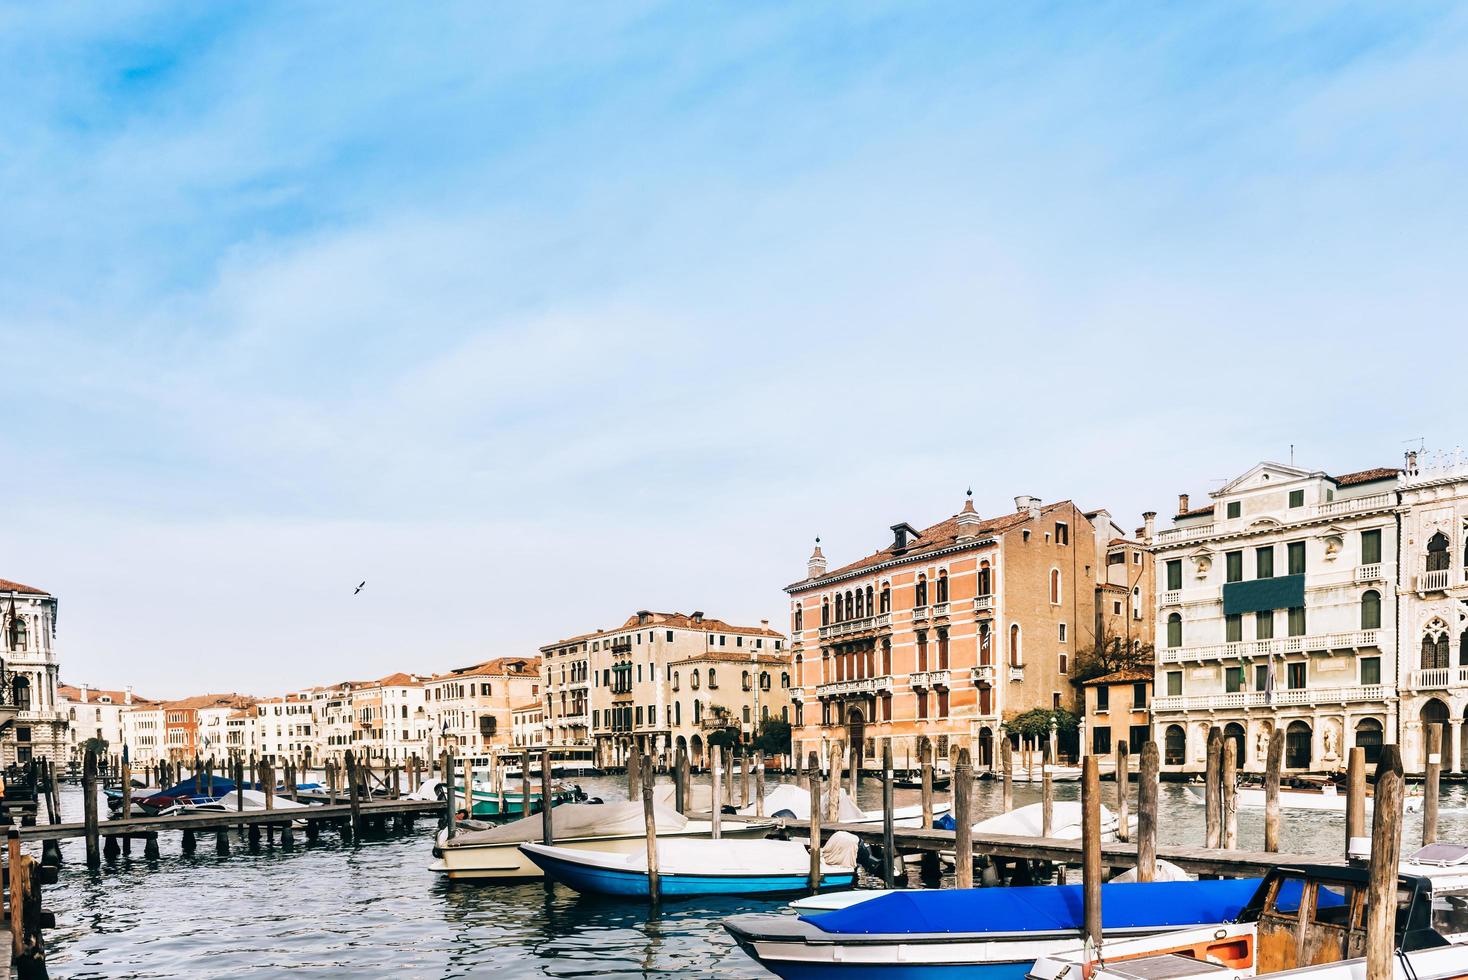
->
[587, 797, 604, 805]
[772, 809, 798, 820]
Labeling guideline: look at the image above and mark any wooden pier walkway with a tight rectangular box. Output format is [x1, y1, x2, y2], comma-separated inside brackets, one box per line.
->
[14, 797, 440, 843]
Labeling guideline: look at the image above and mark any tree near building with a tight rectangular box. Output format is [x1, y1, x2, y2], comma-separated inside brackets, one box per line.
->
[1072, 630, 1153, 684]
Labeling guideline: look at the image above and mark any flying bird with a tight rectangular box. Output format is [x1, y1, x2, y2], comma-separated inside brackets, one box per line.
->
[354, 581, 366, 595]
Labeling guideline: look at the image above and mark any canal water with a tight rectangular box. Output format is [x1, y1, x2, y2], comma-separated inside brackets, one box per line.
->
[40, 776, 1468, 978]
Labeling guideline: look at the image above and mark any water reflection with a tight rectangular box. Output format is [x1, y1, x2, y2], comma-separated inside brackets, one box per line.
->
[38, 776, 1468, 978]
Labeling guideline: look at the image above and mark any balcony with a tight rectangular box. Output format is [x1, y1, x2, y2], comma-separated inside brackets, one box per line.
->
[909, 669, 951, 690]
[1417, 568, 1459, 594]
[1355, 564, 1385, 583]
[1155, 523, 1215, 546]
[1409, 668, 1468, 691]
[815, 676, 893, 699]
[912, 605, 930, 625]
[931, 602, 950, 619]
[973, 594, 994, 613]
[1153, 685, 1391, 713]
[971, 665, 996, 685]
[1156, 493, 1396, 547]
[1160, 590, 1181, 606]
[567, 678, 589, 692]
[790, 688, 805, 702]
[817, 612, 892, 642]
[1311, 493, 1394, 519]
[1158, 630, 1381, 664]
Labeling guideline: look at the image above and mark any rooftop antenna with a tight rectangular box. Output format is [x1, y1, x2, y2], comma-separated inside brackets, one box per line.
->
[1289, 444, 1294, 466]
[1402, 436, 1425, 453]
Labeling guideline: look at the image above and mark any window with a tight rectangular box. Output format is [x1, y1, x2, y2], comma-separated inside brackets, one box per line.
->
[1058, 653, 1068, 674]
[1361, 656, 1381, 686]
[1256, 546, 1274, 579]
[1288, 606, 1306, 637]
[1165, 560, 1182, 591]
[1166, 671, 1182, 697]
[1093, 727, 1112, 755]
[1096, 686, 1109, 712]
[1108, 552, 1125, 566]
[1132, 682, 1147, 708]
[1113, 600, 1122, 614]
[666, 630, 674, 642]
[1166, 613, 1182, 648]
[1428, 532, 1451, 572]
[1164, 725, 1186, 765]
[936, 571, 949, 604]
[1288, 541, 1305, 576]
[821, 598, 829, 625]
[915, 690, 927, 719]
[1226, 551, 1243, 583]
[1287, 662, 1306, 689]
[937, 629, 949, 669]
[1361, 590, 1381, 629]
[1362, 528, 1382, 565]
[1255, 664, 1270, 691]
[915, 575, 928, 607]
[1049, 569, 1061, 604]
[793, 607, 803, 632]
[1285, 720, 1312, 768]
[1226, 614, 1242, 643]
[977, 564, 991, 596]
[1058, 623, 1067, 642]
[1128, 725, 1149, 753]
[1288, 489, 1304, 508]
[1055, 522, 1069, 545]
[1226, 501, 1241, 519]
[1225, 666, 1244, 693]
[707, 668, 717, 688]
[1423, 632, 1451, 670]
[880, 584, 891, 613]
[1256, 611, 1274, 640]
[854, 588, 864, 618]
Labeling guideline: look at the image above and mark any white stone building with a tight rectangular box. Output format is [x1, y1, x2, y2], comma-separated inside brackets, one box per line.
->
[512, 702, 544, 747]
[58, 683, 153, 763]
[1151, 462, 1399, 775]
[1, 578, 67, 765]
[121, 706, 166, 765]
[255, 692, 317, 765]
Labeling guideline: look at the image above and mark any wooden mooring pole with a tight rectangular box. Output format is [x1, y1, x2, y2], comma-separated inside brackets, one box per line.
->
[880, 742, 895, 887]
[540, 749, 554, 844]
[954, 748, 973, 889]
[920, 741, 934, 830]
[1000, 738, 1013, 812]
[1137, 740, 1158, 882]
[1264, 728, 1283, 853]
[627, 746, 641, 802]
[1365, 745, 1404, 980]
[711, 749, 723, 840]
[806, 751, 821, 892]
[82, 748, 100, 869]
[1082, 755, 1102, 950]
[1424, 723, 1442, 846]
[1114, 743, 1129, 843]
[1204, 726, 1222, 849]
[1346, 746, 1367, 859]
[755, 751, 766, 817]
[827, 742, 842, 822]
[673, 747, 686, 814]
[640, 751, 660, 902]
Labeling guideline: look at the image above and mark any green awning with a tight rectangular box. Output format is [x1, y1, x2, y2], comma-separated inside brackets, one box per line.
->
[1223, 574, 1305, 615]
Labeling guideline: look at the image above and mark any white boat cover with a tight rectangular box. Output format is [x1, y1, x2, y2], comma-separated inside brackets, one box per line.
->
[653, 783, 716, 812]
[822, 830, 859, 868]
[1110, 860, 1192, 882]
[739, 784, 866, 822]
[208, 790, 308, 811]
[973, 801, 1118, 839]
[446, 801, 688, 848]
[524, 837, 842, 875]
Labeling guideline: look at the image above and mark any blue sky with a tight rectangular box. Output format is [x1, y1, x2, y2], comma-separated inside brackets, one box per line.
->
[3, 3, 1467, 696]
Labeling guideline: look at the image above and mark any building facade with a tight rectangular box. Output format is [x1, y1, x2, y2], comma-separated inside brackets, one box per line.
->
[1080, 670, 1152, 759]
[667, 649, 793, 766]
[121, 705, 166, 765]
[58, 683, 153, 763]
[426, 657, 541, 758]
[254, 693, 317, 764]
[1151, 462, 1400, 775]
[786, 494, 1151, 772]
[511, 703, 544, 747]
[1, 578, 68, 765]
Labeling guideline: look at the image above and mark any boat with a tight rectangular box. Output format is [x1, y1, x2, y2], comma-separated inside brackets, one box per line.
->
[1183, 783, 1425, 813]
[969, 801, 1122, 841]
[1028, 846, 1468, 980]
[409, 774, 581, 817]
[790, 890, 897, 913]
[131, 776, 239, 815]
[521, 834, 858, 898]
[725, 876, 1262, 978]
[740, 784, 951, 829]
[1008, 765, 1083, 783]
[894, 775, 951, 791]
[429, 801, 776, 880]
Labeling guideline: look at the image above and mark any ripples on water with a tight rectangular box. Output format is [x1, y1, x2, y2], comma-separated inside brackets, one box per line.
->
[41, 777, 1468, 978]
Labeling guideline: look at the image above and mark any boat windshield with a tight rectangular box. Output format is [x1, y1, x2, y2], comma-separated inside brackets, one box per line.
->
[1431, 888, 1468, 938]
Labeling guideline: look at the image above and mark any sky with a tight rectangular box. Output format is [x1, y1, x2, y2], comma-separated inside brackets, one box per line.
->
[3, 2, 1468, 698]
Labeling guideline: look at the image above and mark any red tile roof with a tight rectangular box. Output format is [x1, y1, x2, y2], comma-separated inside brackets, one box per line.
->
[1176, 504, 1215, 518]
[0, 578, 48, 596]
[58, 683, 156, 706]
[435, 656, 542, 680]
[160, 693, 257, 711]
[545, 612, 784, 648]
[1333, 467, 1399, 486]
[789, 503, 1072, 590]
[1080, 669, 1152, 686]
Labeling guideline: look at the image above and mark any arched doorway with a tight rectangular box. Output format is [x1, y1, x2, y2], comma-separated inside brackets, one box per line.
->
[1354, 719, 1383, 766]
[1164, 725, 1186, 765]
[846, 707, 866, 767]
[1223, 723, 1247, 768]
[1422, 699, 1451, 770]
[11, 676, 30, 711]
[689, 734, 704, 769]
[978, 727, 994, 769]
[1285, 720, 1313, 769]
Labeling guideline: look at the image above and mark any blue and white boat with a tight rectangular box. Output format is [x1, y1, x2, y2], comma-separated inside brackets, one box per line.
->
[520, 838, 857, 898]
[723, 877, 1260, 979]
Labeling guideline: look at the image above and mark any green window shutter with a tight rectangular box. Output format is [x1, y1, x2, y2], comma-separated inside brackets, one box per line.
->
[1361, 529, 1382, 565]
[1361, 657, 1381, 686]
[1167, 615, 1182, 648]
[1166, 560, 1182, 591]
[1288, 541, 1305, 576]
[1256, 547, 1274, 579]
[1226, 551, 1243, 583]
[1361, 591, 1381, 629]
[1288, 489, 1304, 508]
[1167, 671, 1182, 696]
[1226, 501, 1241, 519]
[1254, 664, 1269, 690]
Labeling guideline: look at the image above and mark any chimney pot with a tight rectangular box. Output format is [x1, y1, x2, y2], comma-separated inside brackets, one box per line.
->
[692, 611, 704, 623]
[1142, 510, 1157, 542]
[1178, 493, 1190, 514]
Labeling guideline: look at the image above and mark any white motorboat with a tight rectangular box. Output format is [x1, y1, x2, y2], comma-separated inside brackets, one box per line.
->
[739, 783, 951, 829]
[1008, 765, 1083, 783]
[971, 800, 1121, 840]
[1184, 783, 1425, 812]
[429, 801, 776, 880]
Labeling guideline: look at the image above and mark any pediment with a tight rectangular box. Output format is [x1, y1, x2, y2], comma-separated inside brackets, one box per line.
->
[1214, 461, 1317, 496]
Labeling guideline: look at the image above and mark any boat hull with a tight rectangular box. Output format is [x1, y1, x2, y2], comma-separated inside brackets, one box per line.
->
[523, 847, 854, 897]
[431, 822, 775, 880]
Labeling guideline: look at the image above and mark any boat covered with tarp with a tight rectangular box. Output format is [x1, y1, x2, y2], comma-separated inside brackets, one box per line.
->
[725, 877, 1261, 979]
[741, 784, 951, 829]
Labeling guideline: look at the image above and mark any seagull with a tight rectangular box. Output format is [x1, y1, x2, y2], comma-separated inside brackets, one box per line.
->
[354, 581, 366, 595]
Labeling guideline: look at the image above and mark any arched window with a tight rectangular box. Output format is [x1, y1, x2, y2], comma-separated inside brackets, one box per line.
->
[760, 671, 771, 690]
[1223, 722, 1247, 767]
[1361, 590, 1381, 629]
[854, 588, 864, 618]
[674, 702, 681, 725]
[1285, 720, 1313, 769]
[937, 571, 949, 604]
[794, 606, 803, 632]
[708, 668, 718, 689]
[1008, 624, 1022, 666]
[880, 584, 891, 613]
[1167, 613, 1182, 649]
[1355, 718, 1383, 765]
[915, 575, 928, 607]
[672, 671, 680, 692]
[865, 585, 874, 615]
[979, 622, 992, 665]
[846, 591, 855, 620]
[1164, 725, 1186, 765]
[780, 672, 789, 689]
[1428, 531, 1451, 572]
[978, 561, 992, 596]
[1423, 631, 1451, 670]
[691, 670, 701, 690]
[8, 616, 26, 651]
[833, 594, 843, 622]
[742, 670, 751, 691]
[693, 700, 702, 724]
[1049, 569, 1061, 604]
[794, 654, 802, 687]
[821, 598, 829, 625]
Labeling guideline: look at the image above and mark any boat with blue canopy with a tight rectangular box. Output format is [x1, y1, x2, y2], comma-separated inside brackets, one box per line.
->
[724, 877, 1260, 979]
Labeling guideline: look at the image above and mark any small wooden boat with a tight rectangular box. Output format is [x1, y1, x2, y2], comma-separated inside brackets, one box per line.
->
[429, 802, 776, 881]
[894, 775, 950, 791]
[521, 837, 857, 898]
[726, 877, 1261, 978]
[1030, 848, 1468, 980]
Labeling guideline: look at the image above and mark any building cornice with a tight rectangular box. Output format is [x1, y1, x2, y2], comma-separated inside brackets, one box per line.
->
[785, 537, 998, 594]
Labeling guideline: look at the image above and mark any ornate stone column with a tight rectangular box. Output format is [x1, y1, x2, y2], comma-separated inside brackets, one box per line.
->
[1451, 719, 1463, 774]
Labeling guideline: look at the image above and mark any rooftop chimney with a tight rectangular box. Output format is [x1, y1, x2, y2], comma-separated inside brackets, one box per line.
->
[125, 685, 133, 705]
[637, 610, 650, 626]
[957, 489, 982, 540]
[691, 610, 704, 623]
[807, 539, 827, 579]
[1178, 493, 1190, 515]
[890, 523, 920, 552]
[1142, 511, 1157, 542]
[80, 683, 89, 704]
[1014, 495, 1041, 518]
[1406, 450, 1419, 476]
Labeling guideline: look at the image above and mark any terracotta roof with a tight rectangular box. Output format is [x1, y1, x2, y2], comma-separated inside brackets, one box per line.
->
[369, 671, 426, 687]
[668, 651, 790, 667]
[1176, 504, 1215, 518]
[0, 578, 48, 596]
[435, 656, 542, 680]
[1333, 467, 1400, 486]
[544, 612, 784, 648]
[160, 693, 257, 711]
[1080, 669, 1152, 686]
[57, 683, 156, 706]
[789, 503, 1073, 591]
[512, 702, 541, 713]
